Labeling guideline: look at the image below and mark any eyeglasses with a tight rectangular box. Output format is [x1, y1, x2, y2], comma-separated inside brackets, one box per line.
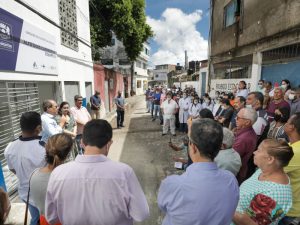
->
[236, 116, 250, 121]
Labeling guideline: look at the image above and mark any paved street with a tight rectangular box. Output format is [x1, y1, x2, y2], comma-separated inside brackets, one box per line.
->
[108, 95, 185, 225]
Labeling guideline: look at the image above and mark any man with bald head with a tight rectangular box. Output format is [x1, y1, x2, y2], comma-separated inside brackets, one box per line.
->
[41, 99, 64, 145]
[266, 87, 290, 122]
[233, 108, 258, 183]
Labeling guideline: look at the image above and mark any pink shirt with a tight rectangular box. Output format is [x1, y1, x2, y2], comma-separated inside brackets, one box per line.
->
[46, 155, 149, 225]
[70, 106, 91, 134]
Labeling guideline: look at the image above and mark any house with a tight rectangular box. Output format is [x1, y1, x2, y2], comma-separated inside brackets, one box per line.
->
[209, 0, 300, 92]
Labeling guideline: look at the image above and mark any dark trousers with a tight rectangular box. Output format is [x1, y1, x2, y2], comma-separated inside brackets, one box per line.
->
[179, 123, 188, 133]
[117, 110, 124, 127]
[151, 102, 154, 117]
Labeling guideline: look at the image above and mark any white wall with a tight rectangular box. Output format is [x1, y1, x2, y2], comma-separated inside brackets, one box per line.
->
[0, 0, 94, 99]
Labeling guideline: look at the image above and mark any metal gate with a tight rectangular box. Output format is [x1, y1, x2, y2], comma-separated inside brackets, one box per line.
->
[0, 81, 40, 195]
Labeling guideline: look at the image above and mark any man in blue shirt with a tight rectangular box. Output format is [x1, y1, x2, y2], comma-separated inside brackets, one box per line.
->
[90, 91, 101, 119]
[115, 91, 125, 129]
[152, 89, 161, 121]
[158, 119, 239, 225]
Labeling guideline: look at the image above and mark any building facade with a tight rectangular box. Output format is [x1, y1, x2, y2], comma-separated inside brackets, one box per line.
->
[209, 0, 300, 92]
[100, 34, 150, 96]
[0, 0, 94, 194]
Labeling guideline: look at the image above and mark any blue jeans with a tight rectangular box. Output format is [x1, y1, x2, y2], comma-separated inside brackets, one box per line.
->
[153, 105, 160, 119]
[279, 216, 297, 225]
[75, 134, 83, 155]
[22, 200, 39, 225]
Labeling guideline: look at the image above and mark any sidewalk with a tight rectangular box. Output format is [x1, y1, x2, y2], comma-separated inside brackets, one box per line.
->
[7, 95, 142, 225]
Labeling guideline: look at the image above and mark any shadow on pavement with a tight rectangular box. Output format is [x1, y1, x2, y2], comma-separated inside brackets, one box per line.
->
[119, 114, 185, 225]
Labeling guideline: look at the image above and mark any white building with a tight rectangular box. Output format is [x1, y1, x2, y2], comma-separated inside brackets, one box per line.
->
[133, 43, 150, 95]
[0, 0, 94, 194]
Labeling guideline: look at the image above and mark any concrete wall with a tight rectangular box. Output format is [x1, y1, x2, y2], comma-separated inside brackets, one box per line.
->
[211, 0, 300, 57]
[1, 0, 94, 99]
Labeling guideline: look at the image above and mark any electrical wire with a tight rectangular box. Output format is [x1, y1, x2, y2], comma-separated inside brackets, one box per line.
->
[13, 0, 92, 48]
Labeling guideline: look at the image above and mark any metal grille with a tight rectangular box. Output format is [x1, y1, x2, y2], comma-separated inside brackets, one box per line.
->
[262, 43, 300, 64]
[0, 82, 40, 195]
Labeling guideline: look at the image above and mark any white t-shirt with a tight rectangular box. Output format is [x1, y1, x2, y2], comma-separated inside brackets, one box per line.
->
[4, 137, 46, 204]
[236, 89, 249, 99]
[162, 99, 179, 119]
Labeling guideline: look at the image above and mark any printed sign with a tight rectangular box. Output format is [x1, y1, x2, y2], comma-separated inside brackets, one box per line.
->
[210, 79, 253, 92]
[0, 8, 57, 75]
[154, 72, 168, 81]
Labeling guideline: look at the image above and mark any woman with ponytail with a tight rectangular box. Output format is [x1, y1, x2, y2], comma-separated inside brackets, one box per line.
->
[30, 133, 73, 225]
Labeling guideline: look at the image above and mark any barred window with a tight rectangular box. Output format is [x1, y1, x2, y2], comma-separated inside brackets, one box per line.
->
[59, 0, 78, 51]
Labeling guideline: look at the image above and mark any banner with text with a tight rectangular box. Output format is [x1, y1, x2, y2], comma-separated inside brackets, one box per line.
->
[0, 8, 57, 75]
[211, 79, 253, 92]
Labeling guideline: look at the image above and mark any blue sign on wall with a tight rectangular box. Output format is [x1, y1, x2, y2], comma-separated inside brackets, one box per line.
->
[262, 61, 300, 87]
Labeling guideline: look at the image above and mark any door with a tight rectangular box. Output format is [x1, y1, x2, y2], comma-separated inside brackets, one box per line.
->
[64, 81, 80, 107]
[85, 82, 92, 113]
[104, 81, 109, 113]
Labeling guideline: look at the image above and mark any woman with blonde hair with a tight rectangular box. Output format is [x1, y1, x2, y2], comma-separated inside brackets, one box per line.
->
[30, 133, 73, 225]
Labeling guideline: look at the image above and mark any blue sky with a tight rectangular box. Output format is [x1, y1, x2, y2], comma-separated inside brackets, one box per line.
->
[145, 0, 210, 65]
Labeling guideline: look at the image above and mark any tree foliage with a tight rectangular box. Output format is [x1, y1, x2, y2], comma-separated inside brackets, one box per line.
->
[90, 0, 153, 61]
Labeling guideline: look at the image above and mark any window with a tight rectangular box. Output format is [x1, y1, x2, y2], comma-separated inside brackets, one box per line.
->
[145, 47, 150, 56]
[59, 0, 78, 51]
[143, 63, 147, 69]
[136, 61, 142, 68]
[137, 80, 141, 88]
[224, 0, 241, 28]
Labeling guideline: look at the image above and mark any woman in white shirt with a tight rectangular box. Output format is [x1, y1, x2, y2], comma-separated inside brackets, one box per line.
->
[235, 80, 249, 99]
[189, 98, 202, 119]
[202, 97, 214, 112]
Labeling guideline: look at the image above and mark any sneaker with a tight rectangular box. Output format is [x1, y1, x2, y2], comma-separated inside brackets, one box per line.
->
[152, 118, 156, 121]
[162, 133, 167, 136]
[120, 125, 125, 127]
[172, 134, 176, 137]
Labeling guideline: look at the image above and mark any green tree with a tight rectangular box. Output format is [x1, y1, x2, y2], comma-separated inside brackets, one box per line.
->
[89, 0, 153, 66]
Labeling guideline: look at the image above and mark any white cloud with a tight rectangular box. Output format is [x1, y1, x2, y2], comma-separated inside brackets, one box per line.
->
[147, 8, 208, 66]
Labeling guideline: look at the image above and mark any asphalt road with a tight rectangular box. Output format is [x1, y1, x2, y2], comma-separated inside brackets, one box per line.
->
[109, 95, 186, 225]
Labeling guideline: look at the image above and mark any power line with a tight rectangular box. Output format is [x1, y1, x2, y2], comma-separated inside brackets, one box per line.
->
[13, 0, 92, 48]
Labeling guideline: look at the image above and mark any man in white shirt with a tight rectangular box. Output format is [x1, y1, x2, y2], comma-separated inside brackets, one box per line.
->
[46, 119, 149, 225]
[5, 112, 46, 225]
[178, 92, 190, 133]
[246, 92, 268, 137]
[41, 99, 64, 145]
[161, 92, 179, 136]
[70, 95, 91, 154]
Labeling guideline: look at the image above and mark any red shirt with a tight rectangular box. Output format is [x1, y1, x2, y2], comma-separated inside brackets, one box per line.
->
[233, 127, 257, 183]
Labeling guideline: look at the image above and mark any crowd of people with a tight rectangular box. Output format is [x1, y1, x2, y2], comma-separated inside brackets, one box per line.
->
[145, 79, 300, 225]
[0, 78, 299, 225]
[2, 91, 126, 225]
